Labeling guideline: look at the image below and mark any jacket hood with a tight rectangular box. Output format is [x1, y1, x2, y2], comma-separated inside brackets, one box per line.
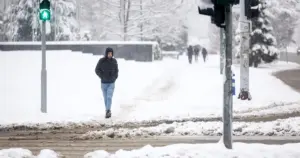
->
[105, 47, 114, 57]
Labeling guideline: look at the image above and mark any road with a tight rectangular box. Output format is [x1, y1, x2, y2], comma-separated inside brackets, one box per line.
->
[1, 136, 300, 158]
[274, 68, 300, 92]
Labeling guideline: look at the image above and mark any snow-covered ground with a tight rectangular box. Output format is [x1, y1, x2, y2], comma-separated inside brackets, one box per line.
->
[85, 143, 300, 158]
[2, 143, 300, 158]
[0, 50, 300, 126]
[75, 117, 300, 139]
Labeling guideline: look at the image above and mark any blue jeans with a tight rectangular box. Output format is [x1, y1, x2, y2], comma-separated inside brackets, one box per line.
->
[101, 83, 115, 111]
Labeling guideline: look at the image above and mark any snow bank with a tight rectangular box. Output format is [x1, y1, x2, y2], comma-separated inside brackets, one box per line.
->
[76, 117, 300, 139]
[85, 143, 300, 158]
[0, 148, 61, 158]
[0, 148, 34, 158]
[37, 149, 62, 158]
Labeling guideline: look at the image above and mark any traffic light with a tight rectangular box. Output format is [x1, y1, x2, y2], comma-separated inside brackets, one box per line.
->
[198, 4, 226, 28]
[39, 0, 51, 21]
[198, 0, 239, 28]
[245, 0, 259, 19]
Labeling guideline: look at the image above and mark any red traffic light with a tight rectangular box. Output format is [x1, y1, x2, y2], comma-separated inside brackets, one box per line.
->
[40, 0, 50, 10]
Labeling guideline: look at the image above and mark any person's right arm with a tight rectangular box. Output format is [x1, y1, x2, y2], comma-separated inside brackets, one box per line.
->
[95, 58, 103, 79]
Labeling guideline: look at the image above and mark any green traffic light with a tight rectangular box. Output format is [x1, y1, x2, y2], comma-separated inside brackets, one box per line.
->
[39, 9, 51, 21]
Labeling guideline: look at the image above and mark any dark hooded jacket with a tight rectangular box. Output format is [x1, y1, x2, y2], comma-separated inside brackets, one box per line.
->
[187, 46, 193, 57]
[95, 47, 119, 83]
[202, 47, 207, 56]
[194, 47, 200, 55]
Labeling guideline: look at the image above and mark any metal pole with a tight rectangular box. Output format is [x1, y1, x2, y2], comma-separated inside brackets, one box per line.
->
[220, 28, 225, 74]
[54, 1, 56, 40]
[41, 21, 47, 113]
[140, 0, 143, 41]
[285, 46, 288, 63]
[238, 0, 251, 100]
[223, 4, 233, 149]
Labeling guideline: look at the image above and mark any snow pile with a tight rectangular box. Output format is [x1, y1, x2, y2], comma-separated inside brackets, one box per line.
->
[0, 148, 34, 158]
[76, 117, 300, 139]
[85, 143, 300, 158]
[37, 149, 62, 158]
[0, 148, 61, 158]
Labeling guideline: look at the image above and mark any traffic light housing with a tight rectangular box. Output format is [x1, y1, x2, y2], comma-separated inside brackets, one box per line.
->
[245, 0, 259, 19]
[216, 0, 239, 5]
[198, 0, 239, 28]
[198, 4, 226, 28]
[39, 0, 51, 21]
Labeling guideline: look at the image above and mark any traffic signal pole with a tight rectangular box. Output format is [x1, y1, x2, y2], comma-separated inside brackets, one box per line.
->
[41, 21, 47, 113]
[198, 0, 239, 149]
[223, 4, 233, 149]
[39, 0, 50, 113]
[220, 29, 225, 74]
[238, 0, 252, 101]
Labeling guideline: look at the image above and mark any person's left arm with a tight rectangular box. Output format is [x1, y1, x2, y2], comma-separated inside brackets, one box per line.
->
[113, 59, 119, 81]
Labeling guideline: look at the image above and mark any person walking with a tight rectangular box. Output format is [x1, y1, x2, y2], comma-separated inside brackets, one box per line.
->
[202, 47, 208, 62]
[194, 46, 200, 63]
[187, 45, 193, 64]
[95, 47, 119, 118]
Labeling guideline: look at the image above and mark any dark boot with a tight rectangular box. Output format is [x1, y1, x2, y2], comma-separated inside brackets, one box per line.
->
[105, 110, 111, 119]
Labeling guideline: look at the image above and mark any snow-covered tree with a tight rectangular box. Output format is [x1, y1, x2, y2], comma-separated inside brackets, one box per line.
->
[51, 0, 79, 40]
[78, 0, 110, 40]
[131, 0, 185, 40]
[250, 0, 278, 67]
[268, 0, 300, 48]
[3, 0, 37, 41]
[78, 0, 186, 46]
[3, 0, 79, 41]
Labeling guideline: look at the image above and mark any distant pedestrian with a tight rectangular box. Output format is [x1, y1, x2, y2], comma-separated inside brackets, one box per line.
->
[202, 47, 208, 62]
[95, 47, 119, 119]
[187, 45, 193, 64]
[194, 47, 200, 63]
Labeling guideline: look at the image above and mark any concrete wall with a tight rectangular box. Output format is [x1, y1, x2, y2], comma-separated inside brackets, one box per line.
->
[0, 43, 154, 62]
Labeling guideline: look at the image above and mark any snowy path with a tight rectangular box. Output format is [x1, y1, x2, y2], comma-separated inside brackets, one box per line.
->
[113, 59, 182, 121]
